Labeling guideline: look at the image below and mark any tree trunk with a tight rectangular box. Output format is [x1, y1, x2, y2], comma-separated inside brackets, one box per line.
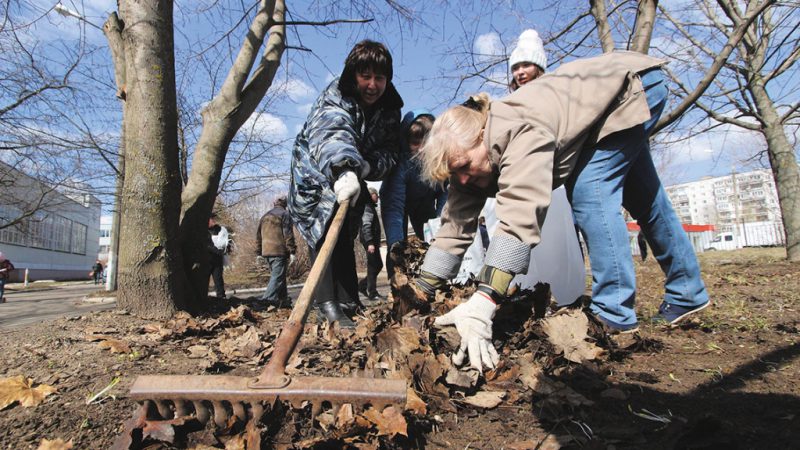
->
[749, 79, 800, 260]
[116, 0, 188, 318]
[179, 0, 286, 308]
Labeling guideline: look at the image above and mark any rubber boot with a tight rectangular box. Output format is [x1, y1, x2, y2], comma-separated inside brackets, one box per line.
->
[317, 300, 356, 328]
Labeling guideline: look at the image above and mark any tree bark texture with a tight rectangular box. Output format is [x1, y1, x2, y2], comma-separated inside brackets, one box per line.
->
[179, 0, 286, 307]
[749, 79, 800, 260]
[116, 0, 188, 318]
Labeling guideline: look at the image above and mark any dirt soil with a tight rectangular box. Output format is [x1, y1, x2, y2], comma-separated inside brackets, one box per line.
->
[0, 247, 798, 449]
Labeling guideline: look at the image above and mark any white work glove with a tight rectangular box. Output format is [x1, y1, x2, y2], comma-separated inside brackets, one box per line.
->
[333, 171, 360, 206]
[255, 255, 265, 265]
[289, 254, 296, 265]
[434, 291, 499, 371]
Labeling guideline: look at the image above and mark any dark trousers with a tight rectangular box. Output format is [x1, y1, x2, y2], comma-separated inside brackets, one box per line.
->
[93, 271, 103, 284]
[261, 255, 289, 302]
[312, 212, 358, 306]
[209, 254, 225, 298]
[359, 245, 383, 297]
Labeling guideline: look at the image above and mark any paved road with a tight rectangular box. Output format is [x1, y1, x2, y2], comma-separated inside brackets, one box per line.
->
[0, 283, 115, 330]
[0, 275, 390, 330]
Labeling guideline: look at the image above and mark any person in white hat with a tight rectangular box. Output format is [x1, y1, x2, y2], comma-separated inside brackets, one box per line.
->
[508, 29, 547, 91]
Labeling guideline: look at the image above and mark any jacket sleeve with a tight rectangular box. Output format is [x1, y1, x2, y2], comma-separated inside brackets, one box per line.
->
[282, 212, 296, 254]
[255, 216, 263, 255]
[360, 205, 375, 245]
[483, 121, 557, 276]
[420, 182, 487, 280]
[305, 98, 366, 182]
[379, 158, 408, 247]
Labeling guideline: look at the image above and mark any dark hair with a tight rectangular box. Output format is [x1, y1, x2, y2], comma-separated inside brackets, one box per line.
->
[338, 40, 393, 98]
[408, 115, 434, 142]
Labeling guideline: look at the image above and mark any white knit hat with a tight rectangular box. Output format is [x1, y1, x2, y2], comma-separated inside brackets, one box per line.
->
[509, 29, 547, 72]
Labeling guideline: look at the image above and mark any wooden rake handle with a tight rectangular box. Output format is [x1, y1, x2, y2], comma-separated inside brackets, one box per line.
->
[253, 201, 349, 387]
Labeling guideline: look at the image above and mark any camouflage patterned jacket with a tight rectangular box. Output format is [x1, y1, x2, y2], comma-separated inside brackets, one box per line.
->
[288, 78, 403, 248]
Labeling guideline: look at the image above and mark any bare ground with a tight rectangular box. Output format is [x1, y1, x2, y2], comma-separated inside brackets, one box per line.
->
[0, 247, 797, 449]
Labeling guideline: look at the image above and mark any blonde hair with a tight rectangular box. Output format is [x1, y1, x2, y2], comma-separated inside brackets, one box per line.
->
[418, 93, 490, 185]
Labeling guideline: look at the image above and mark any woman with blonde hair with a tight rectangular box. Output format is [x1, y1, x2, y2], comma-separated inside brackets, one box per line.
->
[416, 51, 709, 371]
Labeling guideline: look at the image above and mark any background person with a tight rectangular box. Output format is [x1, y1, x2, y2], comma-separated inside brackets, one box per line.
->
[288, 40, 403, 328]
[256, 196, 296, 307]
[380, 110, 446, 279]
[0, 252, 14, 303]
[508, 29, 547, 91]
[91, 260, 104, 285]
[359, 188, 384, 300]
[208, 214, 229, 300]
[416, 52, 709, 370]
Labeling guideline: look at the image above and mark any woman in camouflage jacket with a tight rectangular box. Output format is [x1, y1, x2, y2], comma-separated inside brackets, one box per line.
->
[288, 40, 403, 327]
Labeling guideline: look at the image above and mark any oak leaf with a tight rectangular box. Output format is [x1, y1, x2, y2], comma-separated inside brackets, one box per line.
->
[360, 406, 408, 437]
[462, 390, 505, 409]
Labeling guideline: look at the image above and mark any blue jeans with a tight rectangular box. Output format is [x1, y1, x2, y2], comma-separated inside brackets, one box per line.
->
[566, 68, 708, 327]
[0, 279, 5, 300]
[261, 255, 289, 302]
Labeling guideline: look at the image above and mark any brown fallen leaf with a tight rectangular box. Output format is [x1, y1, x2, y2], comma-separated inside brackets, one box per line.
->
[187, 345, 210, 359]
[0, 375, 57, 409]
[376, 326, 422, 359]
[541, 309, 604, 363]
[98, 339, 131, 354]
[360, 406, 408, 437]
[222, 433, 246, 450]
[462, 390, 505, 409]
[336, 403, 356, 429]
[37, 438, 73, 450]
[405, 388, 427, 415]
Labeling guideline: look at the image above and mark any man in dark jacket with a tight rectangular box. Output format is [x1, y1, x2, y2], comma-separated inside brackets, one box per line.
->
[256, 196, 296, 306]
[359, 188, 384, 300]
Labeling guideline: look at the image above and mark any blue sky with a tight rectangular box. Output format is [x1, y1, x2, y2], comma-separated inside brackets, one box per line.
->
[26, 0, 800, 201]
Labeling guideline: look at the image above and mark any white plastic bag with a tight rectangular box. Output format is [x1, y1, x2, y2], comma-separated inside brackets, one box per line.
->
[426, 187, 586, 305]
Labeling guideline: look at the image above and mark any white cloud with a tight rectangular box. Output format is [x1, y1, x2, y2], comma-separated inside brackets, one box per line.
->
[243, 112, 288, 139]
[474, 32, 504, 61]
[274, 78, 315, 102]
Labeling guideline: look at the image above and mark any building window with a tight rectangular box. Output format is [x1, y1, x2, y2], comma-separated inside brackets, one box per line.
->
[71, 222, 87, 255]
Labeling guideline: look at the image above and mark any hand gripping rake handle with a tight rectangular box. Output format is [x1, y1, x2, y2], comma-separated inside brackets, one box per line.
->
[250, 201, 349, 389]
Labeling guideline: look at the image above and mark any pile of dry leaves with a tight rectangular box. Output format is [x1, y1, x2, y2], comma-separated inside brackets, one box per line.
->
[1, 238, 659, 450]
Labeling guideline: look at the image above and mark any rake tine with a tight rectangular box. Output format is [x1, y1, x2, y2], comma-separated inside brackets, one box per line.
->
[212, 401, 228, 428]
[193, 400, 210, 424]
[232, 402, 247, 422]
[174, 400, 188, 417]
[250, 402, 264, 422]
[155, 400, 172, 419]
[310, 401, 322, 420]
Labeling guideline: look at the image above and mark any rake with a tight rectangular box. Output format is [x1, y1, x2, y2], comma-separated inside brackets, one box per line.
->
[124, 202, 407, 434]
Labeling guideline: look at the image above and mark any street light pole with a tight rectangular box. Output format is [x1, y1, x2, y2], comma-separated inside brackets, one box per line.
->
[53, 2, 121, 291]
[54, 3, 103, 30]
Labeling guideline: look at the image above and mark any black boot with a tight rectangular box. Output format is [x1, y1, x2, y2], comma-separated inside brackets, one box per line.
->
[317, 300, 356, 328]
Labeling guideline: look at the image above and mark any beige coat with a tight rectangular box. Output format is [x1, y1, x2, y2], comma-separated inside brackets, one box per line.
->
[425, 51, 664, 278]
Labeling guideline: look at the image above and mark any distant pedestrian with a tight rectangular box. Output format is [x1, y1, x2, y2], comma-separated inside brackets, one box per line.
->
[478, 216, 490, 251]
[208, 214, 230, 300]
[359, 188, 384, 300]
[91, 260, 104, 285]
[0, 252, 14, 303]
[256, 196, 296, 306]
